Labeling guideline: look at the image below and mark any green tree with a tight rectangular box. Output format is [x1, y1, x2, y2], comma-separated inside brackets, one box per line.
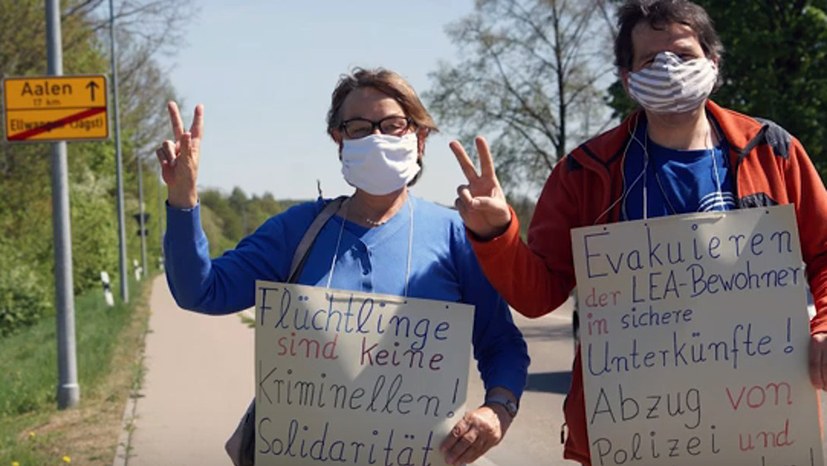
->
[200, 188, 243, 245]
[69, 142, 119, 294]
[247, 192, 287, 231]
[228, 187, 251, 236]
[703, 1, 827, 174]
[199, 202, 236, 258]
[196, 187, 298, 257]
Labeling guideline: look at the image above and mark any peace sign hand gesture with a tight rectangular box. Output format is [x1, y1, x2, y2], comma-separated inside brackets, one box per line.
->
[450, 136, 512, 240]
[155, 101, 204, 209]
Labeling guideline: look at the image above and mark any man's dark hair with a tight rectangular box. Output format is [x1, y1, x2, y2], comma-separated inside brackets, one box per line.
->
[615, 0, 724, 76]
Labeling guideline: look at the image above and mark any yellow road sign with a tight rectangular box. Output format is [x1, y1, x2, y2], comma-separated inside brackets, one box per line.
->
[2, 75, 109, 142]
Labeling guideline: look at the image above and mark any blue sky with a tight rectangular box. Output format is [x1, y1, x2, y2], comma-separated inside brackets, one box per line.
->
[161, 1, 477, 206]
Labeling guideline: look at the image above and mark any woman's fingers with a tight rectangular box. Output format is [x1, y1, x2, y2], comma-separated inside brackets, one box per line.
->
[159, 140, 177, 165]
[190, 104, 205, 139]
[179, 133, 195, 164]
[440, 416, 472, 465]
[167, 101, 184, 139]
[440, 409, 501, 465]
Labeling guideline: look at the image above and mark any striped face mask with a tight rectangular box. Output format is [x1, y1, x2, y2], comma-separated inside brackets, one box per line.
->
[628, 51, 718, 114]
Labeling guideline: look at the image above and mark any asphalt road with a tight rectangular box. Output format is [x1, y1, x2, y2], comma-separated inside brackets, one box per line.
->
[471, 298, 582, 466]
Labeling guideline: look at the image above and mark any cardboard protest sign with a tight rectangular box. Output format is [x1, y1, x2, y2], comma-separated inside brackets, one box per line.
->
[254, 281, 474, 466]
[571, 205, 823, 466]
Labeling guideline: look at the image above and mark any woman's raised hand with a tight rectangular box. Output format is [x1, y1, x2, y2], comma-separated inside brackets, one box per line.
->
[155, 101, 204, 209]
[451, 136, 512, 240]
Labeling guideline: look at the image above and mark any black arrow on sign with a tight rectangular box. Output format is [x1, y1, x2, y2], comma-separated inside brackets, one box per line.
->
[86, 81, 99, 101]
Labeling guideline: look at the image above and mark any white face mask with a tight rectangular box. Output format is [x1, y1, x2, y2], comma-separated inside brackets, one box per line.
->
[340, 133, 421, 195]
[628, 51, 718, 114]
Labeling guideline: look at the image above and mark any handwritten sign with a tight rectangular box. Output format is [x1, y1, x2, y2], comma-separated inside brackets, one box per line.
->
[571, 205, 823, 466]
[254, 280, 474, 466]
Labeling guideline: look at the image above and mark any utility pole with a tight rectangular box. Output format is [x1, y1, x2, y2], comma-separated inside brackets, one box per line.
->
[45, 0, 79, 409]
[109, 0, 128, 302]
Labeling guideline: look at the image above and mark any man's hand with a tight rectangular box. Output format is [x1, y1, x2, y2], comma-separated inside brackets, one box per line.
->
[450, 136, 512, 240]
[809, 332, 827, 390]
[155, 101, 204, 209]
[439, 404, 511, 465]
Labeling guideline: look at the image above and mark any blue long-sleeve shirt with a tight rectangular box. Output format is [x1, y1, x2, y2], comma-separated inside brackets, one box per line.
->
[164, 196, 529, 399]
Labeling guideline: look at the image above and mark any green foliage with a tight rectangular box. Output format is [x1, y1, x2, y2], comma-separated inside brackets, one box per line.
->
[200, 202, 237, 258]
[697, 1, 827, 174]
[69, 144, 118, 293]
[201, 188, 245, 241]
[0, 145, 55, 293]
[199, 187, 295, 257]
[0, 243, 50, 337]
[0, 0, 47, 76]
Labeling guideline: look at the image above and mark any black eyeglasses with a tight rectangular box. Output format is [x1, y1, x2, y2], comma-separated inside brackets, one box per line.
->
[339, 115, 413, 139]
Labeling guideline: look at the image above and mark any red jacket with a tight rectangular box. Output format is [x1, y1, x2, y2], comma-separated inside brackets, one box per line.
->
[470, 101, 827, 464]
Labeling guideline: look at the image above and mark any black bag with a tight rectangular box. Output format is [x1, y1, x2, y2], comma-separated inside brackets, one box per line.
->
[225, 400, 255, 466]
[224, 197, 345, 466]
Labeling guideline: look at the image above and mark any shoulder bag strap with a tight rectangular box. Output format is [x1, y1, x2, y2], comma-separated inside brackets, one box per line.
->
[287, 196, 346, 283]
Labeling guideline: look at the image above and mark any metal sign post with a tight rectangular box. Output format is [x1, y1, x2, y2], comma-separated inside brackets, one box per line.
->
[109, 0, 128, 303]
[45, 0, 78, 410]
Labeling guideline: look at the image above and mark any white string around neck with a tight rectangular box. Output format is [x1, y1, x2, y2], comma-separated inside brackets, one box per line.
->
[325, 196, 414, 298]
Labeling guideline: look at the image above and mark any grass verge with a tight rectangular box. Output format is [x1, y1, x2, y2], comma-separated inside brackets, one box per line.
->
[0, 274, 154, 466]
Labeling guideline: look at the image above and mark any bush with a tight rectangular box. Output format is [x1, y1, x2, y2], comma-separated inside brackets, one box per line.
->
[70, 166, 118, 294]
[0, 255, 50, 337]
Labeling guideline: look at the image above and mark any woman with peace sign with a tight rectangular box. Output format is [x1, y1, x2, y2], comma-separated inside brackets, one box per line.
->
[156, 67, 529, 466]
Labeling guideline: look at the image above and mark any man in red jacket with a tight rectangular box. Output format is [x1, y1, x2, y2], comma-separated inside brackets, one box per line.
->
[450, 0, 827, 464]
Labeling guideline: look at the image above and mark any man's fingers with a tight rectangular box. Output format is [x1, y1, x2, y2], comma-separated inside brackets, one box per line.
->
[167, 101, 184, 139]
[450, 140, 480, 182]
[471, 195, 504, 212]
[475, 136, 497, 180]
[190, 104, 205, 139]
[457, 185, 475, 205]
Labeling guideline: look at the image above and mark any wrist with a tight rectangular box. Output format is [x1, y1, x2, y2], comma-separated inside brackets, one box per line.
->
[168, 189, 198, 209]
[487, 403, 514, 435]
[483, 393, 519, 419]
[469, 221, 511, 242]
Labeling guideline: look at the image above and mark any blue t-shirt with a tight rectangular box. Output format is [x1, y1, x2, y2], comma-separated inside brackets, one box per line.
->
[164, 195, 530, 398]
[622, 120, 736, 221]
